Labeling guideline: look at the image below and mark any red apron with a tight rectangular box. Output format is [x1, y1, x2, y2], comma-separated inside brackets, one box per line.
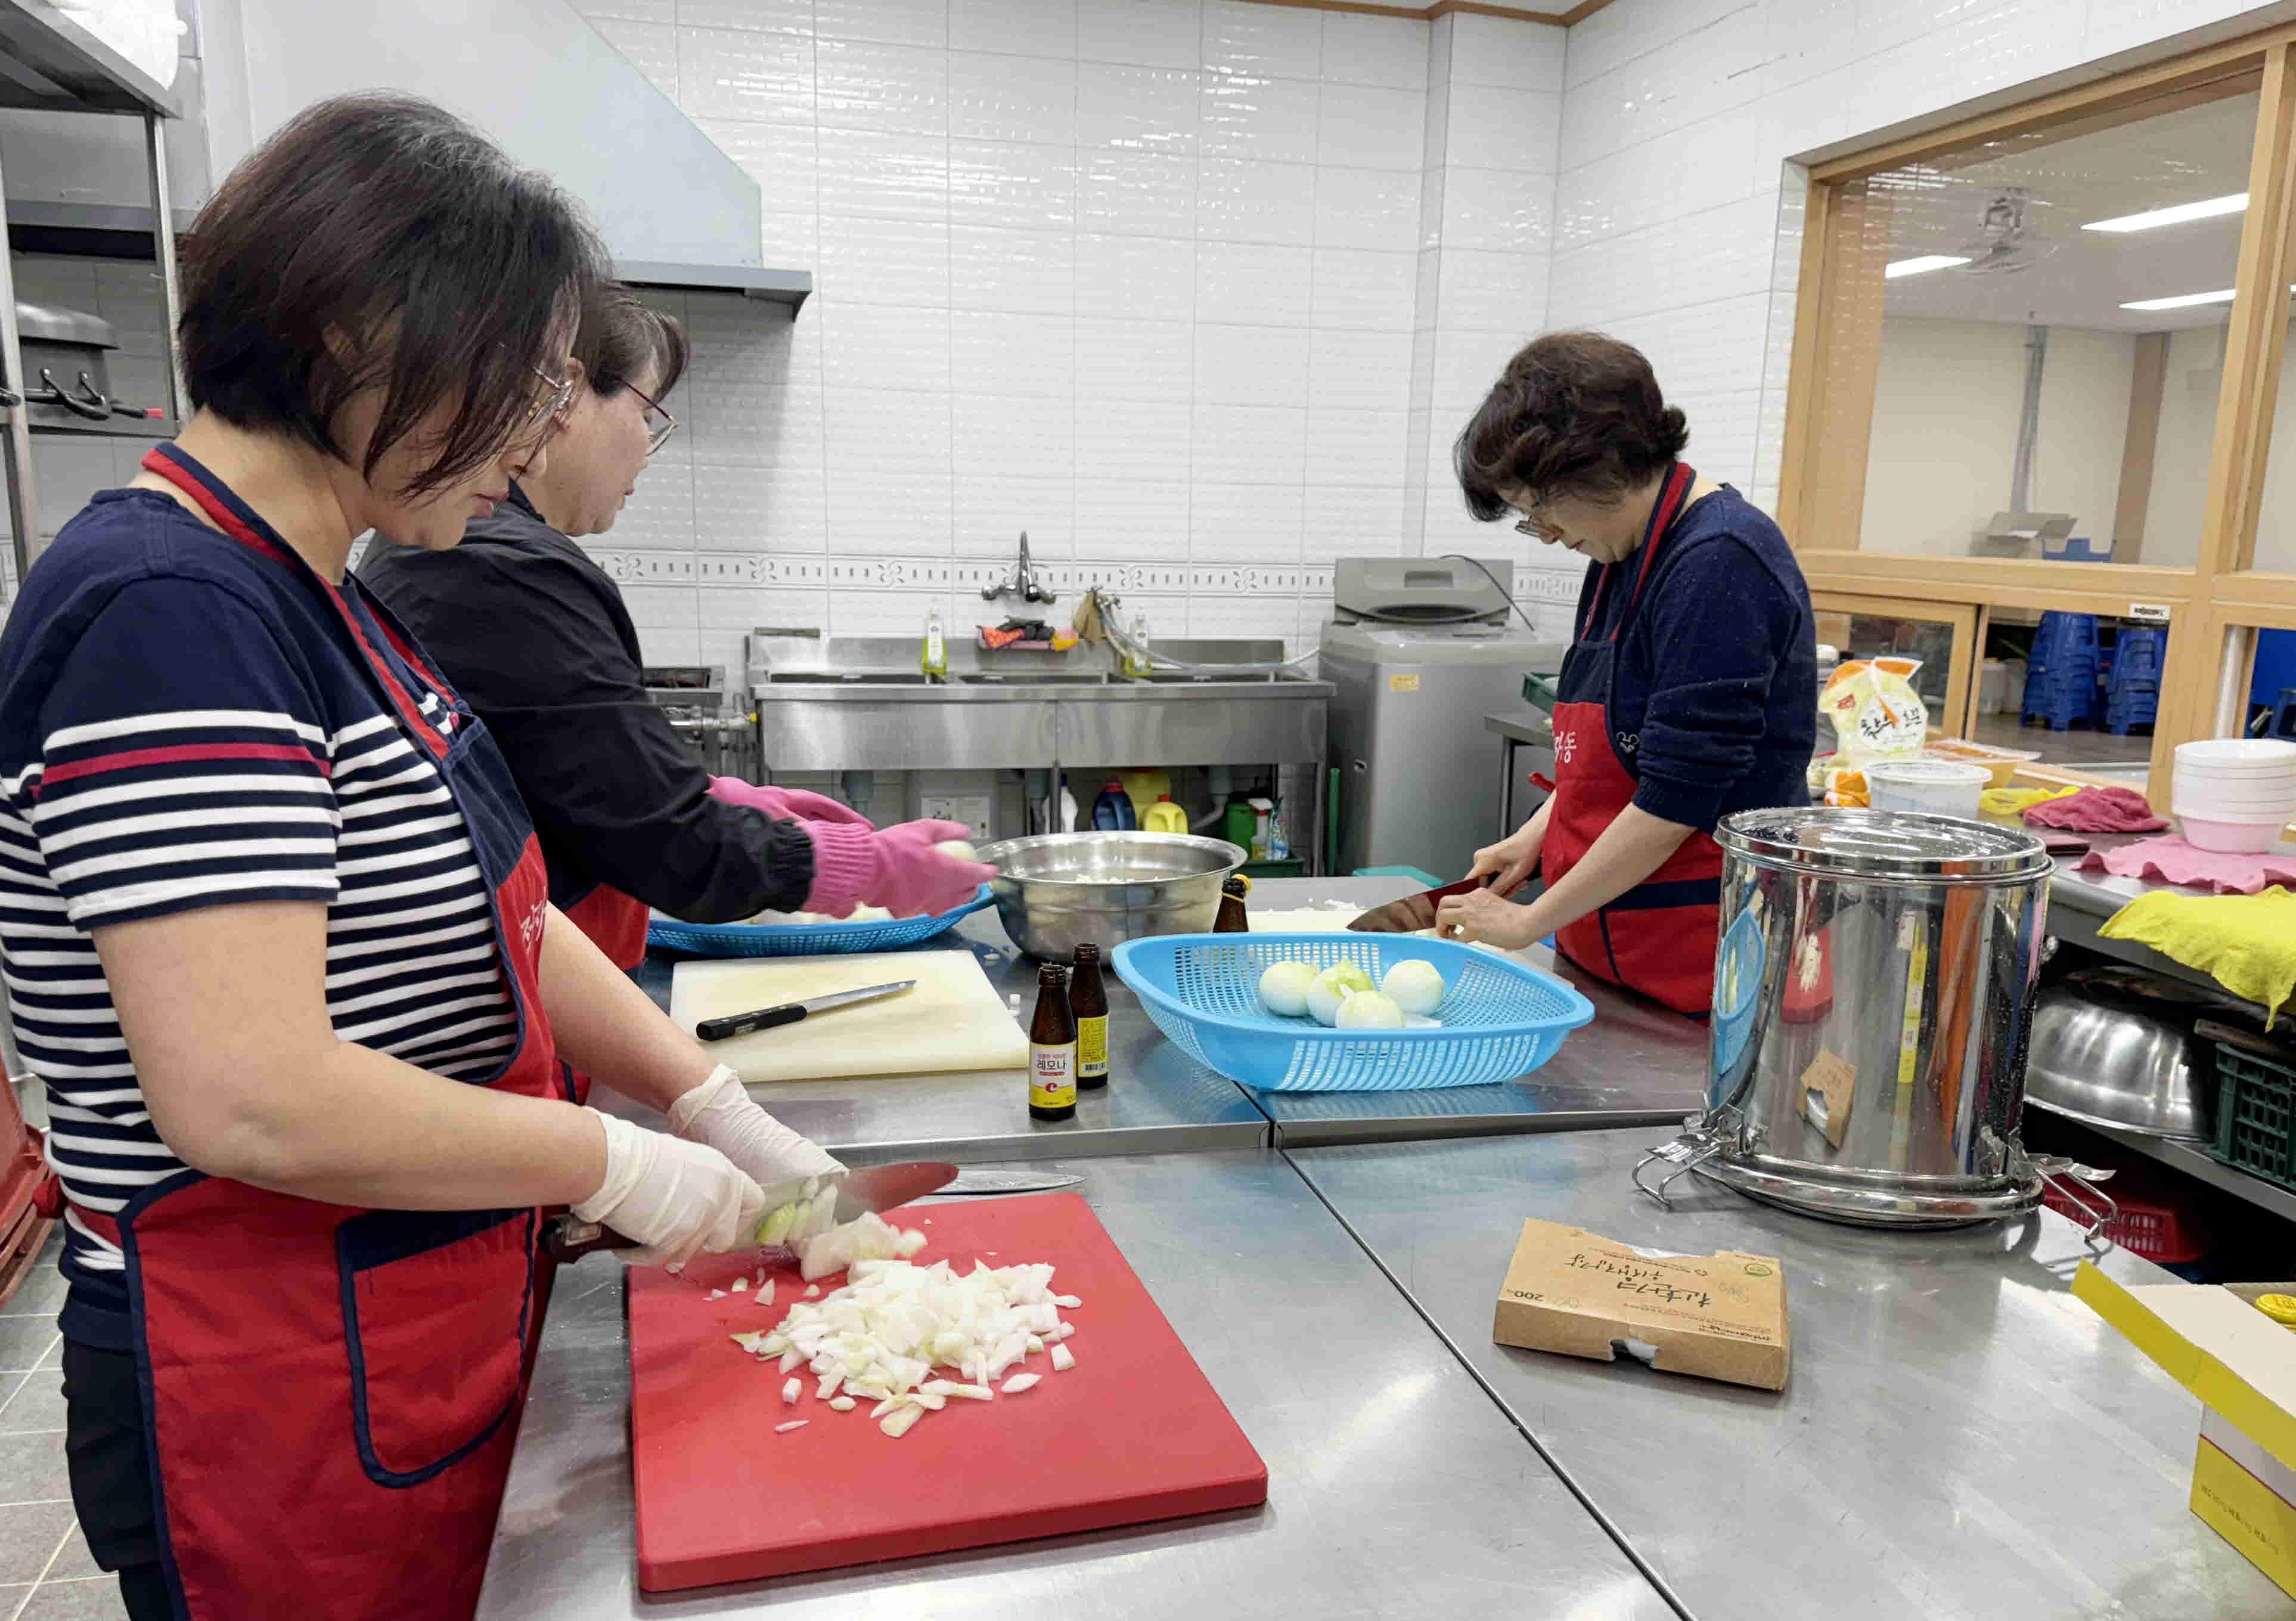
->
[556, 882, 648, 1107]
[564, 882, 648, 971]
[1541, 462, 1727, 1017]
[83, 447, 564, 1620]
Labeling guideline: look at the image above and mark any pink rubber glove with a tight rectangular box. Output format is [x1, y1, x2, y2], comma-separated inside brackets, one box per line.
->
[802, 819, 995, 919]
[708, 776, 874, 829]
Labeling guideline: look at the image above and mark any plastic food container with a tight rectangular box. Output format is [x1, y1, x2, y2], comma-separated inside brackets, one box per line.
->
[1864, 758, 1989, 820]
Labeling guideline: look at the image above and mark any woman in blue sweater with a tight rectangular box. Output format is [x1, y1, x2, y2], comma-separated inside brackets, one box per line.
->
[1436, 331, 1814, 1016]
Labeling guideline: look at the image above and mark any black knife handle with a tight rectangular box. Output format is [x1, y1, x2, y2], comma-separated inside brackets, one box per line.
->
[540, 1214, 636, 1263]
[696, 1003, 807, 1042]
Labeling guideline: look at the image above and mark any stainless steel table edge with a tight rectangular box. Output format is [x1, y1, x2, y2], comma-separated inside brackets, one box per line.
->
[1267, 1102, 1696, 1151]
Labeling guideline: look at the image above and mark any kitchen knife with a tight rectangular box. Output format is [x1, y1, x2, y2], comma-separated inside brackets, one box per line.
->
[539, 1160, 958, 1264]
[694, 979, 915, 1042]
[1348, 875, 1491, 934]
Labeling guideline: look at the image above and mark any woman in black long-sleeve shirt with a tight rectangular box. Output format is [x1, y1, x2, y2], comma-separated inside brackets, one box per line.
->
[361, 287, 987, 968]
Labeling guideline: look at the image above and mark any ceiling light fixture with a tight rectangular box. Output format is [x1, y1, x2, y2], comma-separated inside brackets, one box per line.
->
[2083, 192, 2247, 233]
[2120, 287, 2236, 310]
[1885, 254, 1973, 279]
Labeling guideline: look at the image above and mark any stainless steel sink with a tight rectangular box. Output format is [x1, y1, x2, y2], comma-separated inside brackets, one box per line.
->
[747, 628, 1332, 780]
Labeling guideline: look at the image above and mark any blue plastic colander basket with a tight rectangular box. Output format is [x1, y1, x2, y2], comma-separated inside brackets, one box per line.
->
[646, 886, 994, 957]
[1111, 933, 1596, 1092]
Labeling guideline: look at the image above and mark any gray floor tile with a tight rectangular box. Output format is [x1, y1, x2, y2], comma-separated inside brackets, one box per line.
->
[0, 1375, 63, 1436]
[0, 1273, 66, 1320]
[0, 1502, 72, 1586]
[0, 1586, 30, 1618]
[0, 1435, 71, 1507]
[44, 1527, 94, 1582]
[30, 1340, 56, 1374]
[0, 1325, 53, 1377]
[16, 1576, 126, 1620]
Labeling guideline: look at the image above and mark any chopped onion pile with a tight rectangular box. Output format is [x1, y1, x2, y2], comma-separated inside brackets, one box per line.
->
[795, 1210, 929, 1282]
[729, 1253, 1081, 1439]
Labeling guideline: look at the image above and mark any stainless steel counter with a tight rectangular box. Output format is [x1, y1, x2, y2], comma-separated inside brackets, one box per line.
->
[1244, 876, 1708, 1148]
[1485, 705, 1556, 843]
[623, 906, 1271, 1165]
[1289, 1129, 2296, 1621]
[625, 877, 1708, 1163]
[477, 1150, 1677, 1620]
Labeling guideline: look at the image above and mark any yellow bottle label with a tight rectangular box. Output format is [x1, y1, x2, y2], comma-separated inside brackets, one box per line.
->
[1077, 1015, 1109, 1080]
[1031, 1043, 1076, 1108]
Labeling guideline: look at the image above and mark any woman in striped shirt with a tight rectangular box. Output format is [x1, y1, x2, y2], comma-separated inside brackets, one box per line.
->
[0, 95, 859, 1621]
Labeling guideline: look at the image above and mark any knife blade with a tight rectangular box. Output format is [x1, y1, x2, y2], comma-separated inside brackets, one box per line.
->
[1348, 876, 1490, 934]
[939, 1169, 1084, 1195]
[539, 1160, 958, 1264]
[694, 979, 916, 1042]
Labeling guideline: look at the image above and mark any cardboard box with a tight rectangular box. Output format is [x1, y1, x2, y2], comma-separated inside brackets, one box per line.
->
[1491, 1219, 1790, 1391]
[2076, 1267, 2296, 1600]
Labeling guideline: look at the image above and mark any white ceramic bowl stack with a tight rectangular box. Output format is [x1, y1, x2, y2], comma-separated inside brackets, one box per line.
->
[2172, 739, 2296, 853]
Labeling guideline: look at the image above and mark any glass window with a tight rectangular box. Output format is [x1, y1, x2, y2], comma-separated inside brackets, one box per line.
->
[1805, 73, 2262, 569]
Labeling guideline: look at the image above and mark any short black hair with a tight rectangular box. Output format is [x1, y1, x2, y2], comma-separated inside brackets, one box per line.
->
[1455, 330, 1690, 520]
[576, 285, 689, 401]
[178, 92, 606, 495]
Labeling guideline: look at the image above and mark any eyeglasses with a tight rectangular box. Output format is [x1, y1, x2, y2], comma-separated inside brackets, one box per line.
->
[1511, 505, 1559, 540]
[520, 361, 579, 444]
[628, 382, 679, 454]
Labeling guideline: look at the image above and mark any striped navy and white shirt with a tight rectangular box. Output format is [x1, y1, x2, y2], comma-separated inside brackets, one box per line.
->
[0, 480, 522, 1347]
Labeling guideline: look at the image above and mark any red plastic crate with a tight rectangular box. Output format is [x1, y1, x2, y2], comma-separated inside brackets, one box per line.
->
[2041, 1178, 2213, 1263]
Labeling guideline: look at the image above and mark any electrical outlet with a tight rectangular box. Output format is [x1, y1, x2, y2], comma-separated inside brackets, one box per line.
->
[920, 795, 992, 841]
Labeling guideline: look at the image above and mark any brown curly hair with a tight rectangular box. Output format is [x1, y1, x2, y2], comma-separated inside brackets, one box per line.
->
[1454, 331, 1689, 521]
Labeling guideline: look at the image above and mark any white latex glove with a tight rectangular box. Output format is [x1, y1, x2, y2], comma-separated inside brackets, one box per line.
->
[669, 1065, 846, 1189]
[572, 1109, 766, 1267]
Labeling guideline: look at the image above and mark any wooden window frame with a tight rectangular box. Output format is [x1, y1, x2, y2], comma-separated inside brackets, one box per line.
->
[1811, 592, 1981, 737]
[1777, 22, 2296, 806]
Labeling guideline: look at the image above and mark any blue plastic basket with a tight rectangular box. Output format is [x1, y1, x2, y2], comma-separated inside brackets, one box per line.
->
[1111, 933, 1595, 1092]
[646, 885, 994, 957]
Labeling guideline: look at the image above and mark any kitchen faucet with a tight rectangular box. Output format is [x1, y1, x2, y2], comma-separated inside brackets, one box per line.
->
[982, 531, 1055, 605]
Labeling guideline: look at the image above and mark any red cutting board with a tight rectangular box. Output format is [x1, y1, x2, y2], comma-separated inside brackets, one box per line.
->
[626, 1193, 1268, 1592]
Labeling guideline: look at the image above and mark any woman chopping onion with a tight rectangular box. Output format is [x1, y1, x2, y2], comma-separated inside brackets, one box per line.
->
[0, 95, 840, 1619]
[360, 285, 991, 973]
[1436, 332, 1816, 1016]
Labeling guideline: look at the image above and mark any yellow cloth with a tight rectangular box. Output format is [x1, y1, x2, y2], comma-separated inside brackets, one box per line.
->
[1979, 783, 2077, 818]
[2098, 886, 2296, 1025]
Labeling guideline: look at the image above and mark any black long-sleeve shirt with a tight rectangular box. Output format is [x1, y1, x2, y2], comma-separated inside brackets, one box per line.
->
[358, 486, 813, 921]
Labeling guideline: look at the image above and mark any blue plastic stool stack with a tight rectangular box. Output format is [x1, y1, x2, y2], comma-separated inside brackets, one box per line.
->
[2103, 625, 2164, 735]
[2022, 611, 2100, 730]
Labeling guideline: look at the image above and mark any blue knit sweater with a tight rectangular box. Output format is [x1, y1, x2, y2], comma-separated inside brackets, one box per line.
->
[1569, 485, 1816, 832]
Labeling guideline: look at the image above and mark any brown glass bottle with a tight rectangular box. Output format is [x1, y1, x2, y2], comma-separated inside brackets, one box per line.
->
[1071, 943, 1110, 1090]
[1214, 875, 1250, 934]
[1028, 963, 1077, 1121]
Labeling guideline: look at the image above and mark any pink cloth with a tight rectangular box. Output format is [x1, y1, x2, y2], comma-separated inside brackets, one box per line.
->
[2024, 785, 2169, 833]
[2077, 836, 2296, 895]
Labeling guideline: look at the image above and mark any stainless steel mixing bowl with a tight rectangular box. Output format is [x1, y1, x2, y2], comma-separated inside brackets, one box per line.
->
[2025, 966, 2229, 1140]
[975, 832, 1248, 962]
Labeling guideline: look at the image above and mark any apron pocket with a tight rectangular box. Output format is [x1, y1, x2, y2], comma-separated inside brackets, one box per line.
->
[336, 1206, 535, 1488]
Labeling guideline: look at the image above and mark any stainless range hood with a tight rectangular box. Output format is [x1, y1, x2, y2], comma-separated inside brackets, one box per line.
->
[196, 0, 806, 305]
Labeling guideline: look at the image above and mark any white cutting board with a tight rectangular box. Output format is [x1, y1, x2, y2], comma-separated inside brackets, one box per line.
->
[668, 949, 1028, 1084]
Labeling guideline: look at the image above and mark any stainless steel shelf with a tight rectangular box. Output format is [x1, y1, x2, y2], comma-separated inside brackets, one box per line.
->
[28, 412, 172, 438]
[0, 0, 179, 116]
[2078, 1117, 2296, 1225]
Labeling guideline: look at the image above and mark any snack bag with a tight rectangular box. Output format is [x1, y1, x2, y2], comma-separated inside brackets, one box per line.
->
[1814, 657, 1926, 806]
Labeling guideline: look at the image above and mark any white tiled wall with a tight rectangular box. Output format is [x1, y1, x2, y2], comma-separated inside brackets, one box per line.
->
[576, 0, 1496, 670]
[1546, 0, 2294, 523]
